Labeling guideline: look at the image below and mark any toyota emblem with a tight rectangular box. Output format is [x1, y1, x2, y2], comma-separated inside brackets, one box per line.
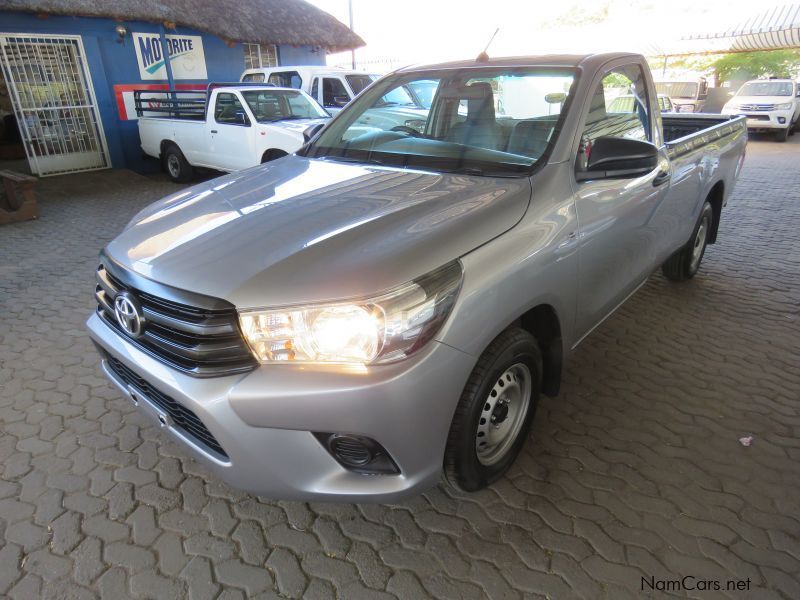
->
[114, 292, 144, 338]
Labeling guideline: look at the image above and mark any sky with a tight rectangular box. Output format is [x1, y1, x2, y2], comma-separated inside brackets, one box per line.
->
[306, 0, 795, 71]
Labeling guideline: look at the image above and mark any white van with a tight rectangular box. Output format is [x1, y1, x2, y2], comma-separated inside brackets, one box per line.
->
[240, 66, 378, 113]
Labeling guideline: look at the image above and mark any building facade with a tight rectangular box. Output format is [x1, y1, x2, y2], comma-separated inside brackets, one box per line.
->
[0, 4, 361, 176]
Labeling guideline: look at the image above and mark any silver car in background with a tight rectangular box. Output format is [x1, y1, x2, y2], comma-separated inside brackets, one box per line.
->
[88, 53, 745, 501]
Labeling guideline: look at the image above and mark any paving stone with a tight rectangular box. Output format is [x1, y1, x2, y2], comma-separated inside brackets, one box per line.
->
[215, 559, 274, 595]
[180, 556, 220, 600]
[0, 136, 797, 599]
[265, 547, 307, 598]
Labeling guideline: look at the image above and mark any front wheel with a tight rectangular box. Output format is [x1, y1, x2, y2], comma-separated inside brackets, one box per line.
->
[444, 328, 541, 492]
[261, 149, 288, 163]
[662, 201, 713, 281]
[776, 127, 789, 142]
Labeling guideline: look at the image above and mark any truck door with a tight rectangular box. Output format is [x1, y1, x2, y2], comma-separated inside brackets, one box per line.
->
[571, 61, 671, 340]
[208, 92, 254, 171]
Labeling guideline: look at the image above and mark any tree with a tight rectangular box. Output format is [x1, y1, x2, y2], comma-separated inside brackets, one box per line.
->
[711, 50, 800, 83]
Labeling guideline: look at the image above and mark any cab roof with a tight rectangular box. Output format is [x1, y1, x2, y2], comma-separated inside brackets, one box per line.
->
[396, 52, 642, 73]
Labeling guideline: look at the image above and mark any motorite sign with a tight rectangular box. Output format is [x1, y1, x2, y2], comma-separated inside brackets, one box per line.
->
[133, 33, 208, 80]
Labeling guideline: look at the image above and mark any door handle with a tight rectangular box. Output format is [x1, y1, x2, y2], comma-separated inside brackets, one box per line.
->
[210, 129, 218, 134]
[653, 170, 670, 187]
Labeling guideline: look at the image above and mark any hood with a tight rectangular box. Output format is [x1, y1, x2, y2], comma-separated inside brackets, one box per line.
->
[107, 155, 530, 308]
[259, 117, 329, 134]
[727, 95, 795, 107]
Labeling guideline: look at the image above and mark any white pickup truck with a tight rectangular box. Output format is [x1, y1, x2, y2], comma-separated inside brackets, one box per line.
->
[136, 84, 330, 182]
[722, 79, 800, 142]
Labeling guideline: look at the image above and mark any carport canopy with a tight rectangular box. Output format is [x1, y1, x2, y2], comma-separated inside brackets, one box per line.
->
[665, 3, 800, 56]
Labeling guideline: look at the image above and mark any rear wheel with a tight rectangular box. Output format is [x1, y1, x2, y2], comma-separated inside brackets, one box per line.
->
[163, 145, 193, 183]
[444, 328, 541, 492]
[662, 201, 713, 281]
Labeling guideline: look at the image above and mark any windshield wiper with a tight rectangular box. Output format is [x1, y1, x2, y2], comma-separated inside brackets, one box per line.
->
[318, 155, 386, 166]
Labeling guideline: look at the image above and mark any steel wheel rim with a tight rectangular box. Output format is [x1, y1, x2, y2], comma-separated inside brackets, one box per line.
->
[167, 154, 180, 178]
[690, 214, 709, 271]
[476, 363, 532, 466]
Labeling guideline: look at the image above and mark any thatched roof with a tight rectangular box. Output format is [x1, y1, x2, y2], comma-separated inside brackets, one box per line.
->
[3, 0, 365, 52]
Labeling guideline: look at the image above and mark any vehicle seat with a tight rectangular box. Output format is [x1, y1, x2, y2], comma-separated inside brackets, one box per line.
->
[445, 82, 504, 151]
[507, 120, 554, 158]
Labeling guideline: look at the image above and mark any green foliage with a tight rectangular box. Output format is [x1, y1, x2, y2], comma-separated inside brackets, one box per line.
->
[648, 55, 716, 78]
[711, 50, 800, 83]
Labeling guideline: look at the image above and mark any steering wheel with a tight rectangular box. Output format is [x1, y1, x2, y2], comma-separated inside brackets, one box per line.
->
[389, 125, 421, 137]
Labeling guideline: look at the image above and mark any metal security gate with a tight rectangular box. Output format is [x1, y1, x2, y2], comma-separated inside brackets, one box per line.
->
[0, 34, 110, 176]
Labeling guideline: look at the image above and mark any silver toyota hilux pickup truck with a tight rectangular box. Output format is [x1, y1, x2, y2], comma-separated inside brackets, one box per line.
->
[88, 53, 746, 501]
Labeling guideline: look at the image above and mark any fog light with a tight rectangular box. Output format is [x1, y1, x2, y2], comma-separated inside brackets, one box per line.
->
[778, 117, 786, 124]
[313, 433, 400, 474]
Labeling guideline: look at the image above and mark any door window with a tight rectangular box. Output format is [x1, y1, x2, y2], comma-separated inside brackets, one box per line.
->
[581, 64, 651, 149]
[214, 93, 249, 125]
[242, 73, 265, 83]
[322, 77, 350, 108]
[310, 78, 319, 102]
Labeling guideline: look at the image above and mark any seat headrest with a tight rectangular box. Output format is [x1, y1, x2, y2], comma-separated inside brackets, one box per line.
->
[465, 82, 495, 122]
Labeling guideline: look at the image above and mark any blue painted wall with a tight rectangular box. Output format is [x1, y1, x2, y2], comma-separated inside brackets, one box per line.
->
[278, 45, 327, 67]
[1, 11, 323, 173]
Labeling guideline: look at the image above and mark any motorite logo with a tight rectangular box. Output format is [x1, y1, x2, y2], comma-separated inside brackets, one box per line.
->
[642, 575, 752, 593]
[133, 33, 208, 81]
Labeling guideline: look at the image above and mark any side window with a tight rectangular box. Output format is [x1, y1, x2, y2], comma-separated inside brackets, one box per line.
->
[268, 71, 302, 89]
[310, 78, 319, 102]
[214, 93, 249, 125]
[322, 77, 349, 108]
[242, 73, 265, 83]
[581, 64, 651, 150]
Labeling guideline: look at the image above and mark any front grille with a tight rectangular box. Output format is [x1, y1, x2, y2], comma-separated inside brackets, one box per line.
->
[104, 352, 228, 458]
[738, 104, 775, 111]
[95, 263, 257, 377]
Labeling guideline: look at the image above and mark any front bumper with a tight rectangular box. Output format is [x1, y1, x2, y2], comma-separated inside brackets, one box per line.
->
[721, 108, 794, 130]
[86, 312, 475, 501]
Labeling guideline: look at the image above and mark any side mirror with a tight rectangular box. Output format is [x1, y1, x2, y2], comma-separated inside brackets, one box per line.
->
[333, 95, 350, 108]
[235, 111, 249, 126]
[576, 137, 658, 181]
[302, 122, 326, 143]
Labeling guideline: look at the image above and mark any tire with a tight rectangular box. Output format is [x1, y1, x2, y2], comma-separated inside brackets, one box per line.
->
[163, 145, 193, 183]
[661, 201, 713, 282]
[776, 127, 789, 142]
[444, 327, 541, 492]
[261, 149, 288, 163]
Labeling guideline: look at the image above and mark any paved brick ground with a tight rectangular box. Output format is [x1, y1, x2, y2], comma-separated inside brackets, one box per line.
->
[1, 137, 798, 600]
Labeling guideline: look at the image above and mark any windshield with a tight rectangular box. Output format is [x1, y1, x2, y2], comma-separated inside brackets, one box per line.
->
[346, 74, 377, 96]
[655, 82, 698, 98]
[737, 81, 793, 97]
[241, 89, 328, 122]
[303, 67, 576, 176]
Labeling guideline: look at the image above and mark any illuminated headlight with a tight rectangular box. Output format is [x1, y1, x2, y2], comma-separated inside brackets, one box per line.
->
[239, 262, 462, 364]
[775, 102, 793, 110]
